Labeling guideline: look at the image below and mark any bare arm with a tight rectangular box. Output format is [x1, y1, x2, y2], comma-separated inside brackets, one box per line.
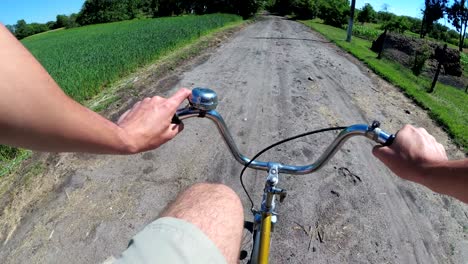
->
[0, 24, 190, 154]
[373, 125, 468, 203]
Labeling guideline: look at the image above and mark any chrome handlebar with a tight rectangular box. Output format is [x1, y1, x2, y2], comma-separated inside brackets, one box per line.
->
[174, 88, 395, 175]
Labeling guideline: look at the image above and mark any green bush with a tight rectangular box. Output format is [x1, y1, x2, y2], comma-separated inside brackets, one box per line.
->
[381, 16, 410, 34]
[412, 42, 432, 76]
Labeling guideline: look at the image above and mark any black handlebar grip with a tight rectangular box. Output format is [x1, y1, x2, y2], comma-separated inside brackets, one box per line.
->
[383, 134, 396, 146]
[171, 114, 181, 124]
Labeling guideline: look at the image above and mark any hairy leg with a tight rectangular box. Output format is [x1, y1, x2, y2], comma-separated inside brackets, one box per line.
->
[159, 183, 244, 263]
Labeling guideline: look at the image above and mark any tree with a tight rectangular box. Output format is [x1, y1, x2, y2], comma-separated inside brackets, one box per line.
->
[420, 0, 447, 38]
[235, 0, 261, 19]
[46, 21, 56, 29]
[5, 25, 15, 34]
[381, 16, 410, 34]
[317, 0, 350, 27]
[357, 3, 376, 24]
[76, 0, 133, 25]
[447, 0, 468, 51]
[290, 0, 318, 19]
[56, 14, 70, 28]
[14, 19, 31, 39]
[428, 22, 450, 41]
[375, 11, 396, 23]
[266, 0, 291, 15]
[190, 0, 260, 18]
[404, 16, 422, 34]
[67, 13, 80, 28]
[13, 20, 50, 39]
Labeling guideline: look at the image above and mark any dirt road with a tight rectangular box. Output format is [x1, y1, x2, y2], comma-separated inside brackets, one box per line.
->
[1, 16, 467, 263]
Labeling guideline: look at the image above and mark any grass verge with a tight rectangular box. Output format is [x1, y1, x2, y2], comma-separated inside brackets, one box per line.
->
[302, 20, 468, 152]
[0, 149, 31, 177]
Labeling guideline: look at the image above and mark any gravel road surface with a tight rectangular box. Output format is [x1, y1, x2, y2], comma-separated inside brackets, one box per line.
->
[1, 15, 467, 264]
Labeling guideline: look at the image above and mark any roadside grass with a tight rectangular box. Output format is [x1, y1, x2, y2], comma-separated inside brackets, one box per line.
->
[0, 14, 243, 177]
[460, 52, 468, 77]
[302, 20, 468, 152]
[0, 148, 31, 177]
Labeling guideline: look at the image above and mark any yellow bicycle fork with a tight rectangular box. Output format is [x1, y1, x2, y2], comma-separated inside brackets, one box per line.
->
[258, 213, 272, 263]
[253, 164, 286, 264]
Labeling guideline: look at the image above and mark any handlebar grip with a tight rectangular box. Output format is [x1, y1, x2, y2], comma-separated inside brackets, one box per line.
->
[383, 134, 395, 146]
[171, 114, 181, 124]
[373, 126, 395, 146]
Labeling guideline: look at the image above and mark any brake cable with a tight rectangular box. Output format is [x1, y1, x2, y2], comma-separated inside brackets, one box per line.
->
[240, 126, 347, 211]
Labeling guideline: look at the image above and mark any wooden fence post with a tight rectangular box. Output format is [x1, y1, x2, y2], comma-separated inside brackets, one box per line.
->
[429, 44, 447, 93]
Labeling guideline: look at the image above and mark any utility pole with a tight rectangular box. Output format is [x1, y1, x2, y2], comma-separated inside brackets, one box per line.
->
[347, 0, 357, 42]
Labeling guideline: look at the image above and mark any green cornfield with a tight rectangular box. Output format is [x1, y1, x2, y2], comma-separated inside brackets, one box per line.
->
[22, 14, 242, 102]
[0, 14, 242, 176]
[347, 24, 382, 41]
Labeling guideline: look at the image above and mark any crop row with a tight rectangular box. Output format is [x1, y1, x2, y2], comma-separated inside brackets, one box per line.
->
[22, 14, 242, 102]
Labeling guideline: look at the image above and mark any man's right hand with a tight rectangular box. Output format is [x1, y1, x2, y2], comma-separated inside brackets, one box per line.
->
[117, 88, 191, 154]
[372, 124, 448, 185]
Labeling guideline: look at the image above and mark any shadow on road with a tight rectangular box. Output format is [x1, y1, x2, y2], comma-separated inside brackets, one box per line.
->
[252, 37, 330, 43]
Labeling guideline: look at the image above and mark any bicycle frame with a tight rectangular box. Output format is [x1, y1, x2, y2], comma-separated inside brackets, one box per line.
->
[251, 163, 283, 264]
[175, 88, 395, 264]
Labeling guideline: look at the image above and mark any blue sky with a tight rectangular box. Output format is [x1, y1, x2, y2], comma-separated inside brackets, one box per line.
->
[0, 0, 455, 27]
[0, 0, 85, 25]
[356, 0, 424, 18]
[357, 0, 454, 28]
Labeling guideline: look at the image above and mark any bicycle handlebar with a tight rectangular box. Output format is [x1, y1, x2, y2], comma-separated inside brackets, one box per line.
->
[174, 88, 395, 175]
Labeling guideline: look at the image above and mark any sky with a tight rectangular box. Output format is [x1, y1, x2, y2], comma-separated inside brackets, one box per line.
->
[356, 0, 424, 18]
[0, 0, 456, 27]
[356, 0, 455, 28]
[0, 0, 85, 25]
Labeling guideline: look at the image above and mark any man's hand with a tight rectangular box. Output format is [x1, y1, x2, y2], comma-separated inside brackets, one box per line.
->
[373, 124, 468, 203]
[117, 88, 191, 154]
[372, 124, 448, 184]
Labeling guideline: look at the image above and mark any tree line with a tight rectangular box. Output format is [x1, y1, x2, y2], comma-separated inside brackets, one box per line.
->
[266, 0, 468, 51]
[6, 0, 261, 39]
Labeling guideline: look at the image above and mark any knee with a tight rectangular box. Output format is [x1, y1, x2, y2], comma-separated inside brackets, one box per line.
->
[186, 183, 244, 216]
[162, 182, 244, 223]
[188, 183, 243, 214]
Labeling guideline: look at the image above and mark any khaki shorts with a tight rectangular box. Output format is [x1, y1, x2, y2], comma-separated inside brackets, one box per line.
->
[114, 217, 227, 264]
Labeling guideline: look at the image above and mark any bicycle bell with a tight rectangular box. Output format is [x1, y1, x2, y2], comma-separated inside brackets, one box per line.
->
[189, 87, 218, 111]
